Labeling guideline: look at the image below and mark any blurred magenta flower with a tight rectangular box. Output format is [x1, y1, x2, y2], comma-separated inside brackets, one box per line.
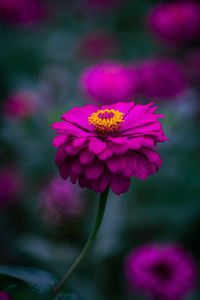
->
[138, 58, 189, 100]
[79, 31, 117, 60]
[0, 167, 23, 207]
[0, 292, 11, 300]
[124, 244, 197, 300]
[3, 91, 37, 120]
[52, 102, 167, 195]
[40, 176, 83, 225]
[80, 62, 140, 104]
[0, 0, 47, 27]
[148, 2, 200, 45]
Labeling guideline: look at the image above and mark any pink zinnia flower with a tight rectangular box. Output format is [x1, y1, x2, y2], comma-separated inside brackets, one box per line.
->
[138, 58, 188, 100]
[3, 91, 37, 120]
[148, 2, 200, 45]
[0, 167, 22, 207]
[52, 102, 167, 195]
[0, 0, 47, 27]
[0, 292, 11, 300]
[80, 62, 140, 104]
[40, 176, 83, 225]
[124, 244, 197, 300]
[79, 31, 117, 60]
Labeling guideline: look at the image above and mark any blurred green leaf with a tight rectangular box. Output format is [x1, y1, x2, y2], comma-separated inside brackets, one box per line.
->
[0, 266, 57, 297]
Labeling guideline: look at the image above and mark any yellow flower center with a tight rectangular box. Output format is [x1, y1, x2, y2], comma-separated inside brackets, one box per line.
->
[88, 109, 124, 138]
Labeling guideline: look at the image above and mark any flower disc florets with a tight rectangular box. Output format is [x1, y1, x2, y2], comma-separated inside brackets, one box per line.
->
[52, 102, 168, 195]
[89, 109, 124, 138]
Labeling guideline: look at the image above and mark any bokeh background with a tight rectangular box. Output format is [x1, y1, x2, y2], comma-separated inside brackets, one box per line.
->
[0, 0, 200, 299]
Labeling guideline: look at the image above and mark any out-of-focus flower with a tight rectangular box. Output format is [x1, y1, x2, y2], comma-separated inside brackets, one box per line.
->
[0, 292, 11, 300]
[79, 31, 117, 60]
[80, 62, 140, 104]
[85, 0, 122, 11]
[0, 0, 47, 27]
[0, 167, 23, 207]
[148, 2, 200, 45]
[186, 50, 200, 84]
[40, 176, 83, 225]
[3, 91, 37, 120]
[52, 102, 167, 195]
[124, 244, 197, 300]
[138, 58, 189, 100]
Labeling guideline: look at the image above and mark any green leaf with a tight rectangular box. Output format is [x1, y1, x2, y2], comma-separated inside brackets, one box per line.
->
[54, 293, 78, 300]
[0, 265, 57, 296]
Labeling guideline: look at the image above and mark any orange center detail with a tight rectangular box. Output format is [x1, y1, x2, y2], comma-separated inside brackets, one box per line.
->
[88, 109, 124, 138]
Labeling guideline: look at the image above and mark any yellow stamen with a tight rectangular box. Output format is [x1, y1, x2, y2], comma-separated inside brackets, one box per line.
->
[88, 109, 124, 137]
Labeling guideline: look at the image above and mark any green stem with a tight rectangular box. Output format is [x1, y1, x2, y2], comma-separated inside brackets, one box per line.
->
[53, 187, 109, 297]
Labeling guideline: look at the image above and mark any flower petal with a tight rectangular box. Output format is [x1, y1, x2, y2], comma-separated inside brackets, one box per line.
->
[91, 169, 111, 193]
[85, 159, 104, 180]
[62, 104, 99, 132]
[110, 175, 130, 195]
[52, 135, 68, 148]
[101, 102, 135, 117]
[79, 149, 95, 164]
[89, 138, 107, 154]
[106, 154, 127, 173]
[71, 160, 84, 175]
[98, 147, 113, 160]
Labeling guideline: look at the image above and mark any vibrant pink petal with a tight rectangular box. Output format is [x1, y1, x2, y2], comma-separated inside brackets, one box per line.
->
[108, 137, 128, 144]
[106, 154, 127, 173]
[52, 135, 67, 148]
[72, 138, 88, 147]
[109, 142, 128, 154]
[65, 142, 86, 156]
[131, 152, 153, 179]
[89, 138, 106, 154]
[79, 149, 95, 164]
[98, 147, 113, 160]
[101, 102, 135, 116]
[91, 169, 111, 193]
[110, 174, 130, 195]
[55, 149, 67, 163]
[71, 160, 84, 175]
[85, 159, 104, 180]
[62, 104, 99, 131]
[141, 147, 162, 166]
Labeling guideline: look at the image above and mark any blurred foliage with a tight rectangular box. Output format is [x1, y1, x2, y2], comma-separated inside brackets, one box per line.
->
[0, 0, 200, 300]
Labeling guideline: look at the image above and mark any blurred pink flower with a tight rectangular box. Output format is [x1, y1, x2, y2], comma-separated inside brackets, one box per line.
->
[40, 176, 83, 225]
[0, 292, 11, 300]
[79, 31, 117, 60]
[80, 62, 140, 104]
[3, 91, 37, 120]
[138, 58, 189, 100]
[0, 0, 47, 27]
[148, 2, 200, 45]
[124, 244, 197, 300]
[52, 102, 167, 195]
[0, 167, 23, 207]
